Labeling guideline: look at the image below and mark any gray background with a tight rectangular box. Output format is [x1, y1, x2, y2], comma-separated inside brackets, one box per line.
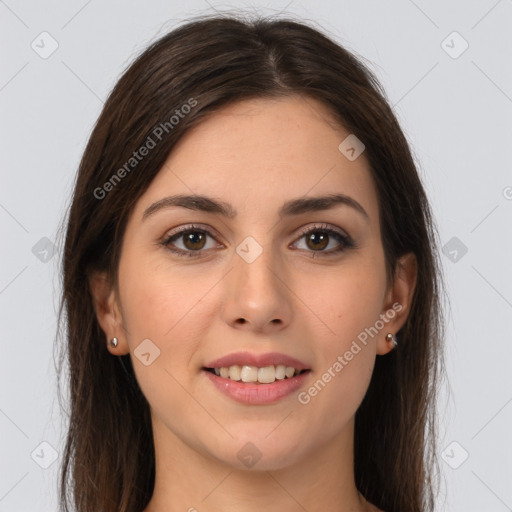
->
[1, 0, 511, 510]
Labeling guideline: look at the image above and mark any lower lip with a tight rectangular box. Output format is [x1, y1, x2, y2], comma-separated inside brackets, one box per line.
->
[202, 369, 311, 405]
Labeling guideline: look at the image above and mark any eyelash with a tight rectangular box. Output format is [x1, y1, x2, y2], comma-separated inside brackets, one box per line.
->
[160, 223, 355, 258]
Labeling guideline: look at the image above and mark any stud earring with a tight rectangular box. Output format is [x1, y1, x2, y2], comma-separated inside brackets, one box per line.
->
[385, 333, 397, 348]
[109, 337, 118, 348]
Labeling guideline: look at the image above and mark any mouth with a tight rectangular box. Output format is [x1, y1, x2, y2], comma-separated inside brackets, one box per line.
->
[202, 364, 312, 405]
[202, 365, 311, 384]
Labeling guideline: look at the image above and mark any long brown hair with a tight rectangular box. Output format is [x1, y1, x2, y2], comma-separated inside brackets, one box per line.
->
[55, 13, 446, 512]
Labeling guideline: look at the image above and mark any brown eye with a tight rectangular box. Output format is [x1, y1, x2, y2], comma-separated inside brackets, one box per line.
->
[161, 225, 219, 257]
[304, 231, 329, 251]
[292, 224, 355, 256]
[181, 231, 207, 251]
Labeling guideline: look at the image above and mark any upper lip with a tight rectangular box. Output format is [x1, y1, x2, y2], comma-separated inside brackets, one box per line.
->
[204, 351, 310, 371]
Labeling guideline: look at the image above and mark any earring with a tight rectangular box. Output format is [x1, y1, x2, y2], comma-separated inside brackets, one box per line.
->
[385, 333, 397, 348]
[109, 337, 118, 348]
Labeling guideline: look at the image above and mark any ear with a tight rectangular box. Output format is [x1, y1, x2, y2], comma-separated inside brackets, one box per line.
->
[376, 252, 417, 355]
[88, 270, 129, 355]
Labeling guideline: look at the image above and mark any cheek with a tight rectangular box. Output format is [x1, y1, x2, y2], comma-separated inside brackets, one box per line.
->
[301, 347, 375, 446]
[117, 260, 206, 422]
[303, 261, 386, 343]
[294, 262, 384, 423]
[119, 253, 211, 340]
[299, 290, 380, 438]
[117, 252, 227, 396]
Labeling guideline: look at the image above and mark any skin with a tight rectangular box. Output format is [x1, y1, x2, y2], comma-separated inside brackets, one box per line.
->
[90, 95, 417, 512]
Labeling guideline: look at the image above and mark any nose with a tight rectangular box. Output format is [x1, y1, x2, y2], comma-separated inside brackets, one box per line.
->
[220, 240, 293, 335]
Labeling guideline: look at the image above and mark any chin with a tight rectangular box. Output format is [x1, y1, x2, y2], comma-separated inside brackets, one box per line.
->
[211, 436, 306, 472]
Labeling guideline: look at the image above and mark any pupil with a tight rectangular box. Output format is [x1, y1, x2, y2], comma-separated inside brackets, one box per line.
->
[186, 232, 204, 249]
[308, 233, 328, 250]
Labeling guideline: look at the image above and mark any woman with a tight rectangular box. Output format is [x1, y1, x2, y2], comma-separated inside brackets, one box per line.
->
[56, 13, 446, 512]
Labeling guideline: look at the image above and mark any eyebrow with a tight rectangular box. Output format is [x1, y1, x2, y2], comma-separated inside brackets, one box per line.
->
[142, 193, 369, 222]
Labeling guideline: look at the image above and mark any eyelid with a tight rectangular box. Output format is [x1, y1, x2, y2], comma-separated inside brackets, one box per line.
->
[161, 223, 223, 243]
[291, 223, 355, 253]
[294, 222, 350, 241]
[160, 222, 354, 257]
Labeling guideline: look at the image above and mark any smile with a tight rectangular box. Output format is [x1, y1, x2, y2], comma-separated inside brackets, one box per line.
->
[204, 364, 308, 384]
[202, 367, 312, 405]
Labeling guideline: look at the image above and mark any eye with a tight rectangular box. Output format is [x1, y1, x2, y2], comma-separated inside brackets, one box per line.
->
[161, 224, 220, 257]
[161, 223, 355, 258]
[291, 224, 355, 256]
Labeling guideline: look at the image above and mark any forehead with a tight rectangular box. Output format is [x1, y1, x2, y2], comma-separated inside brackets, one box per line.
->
[133, 95, 379, 225]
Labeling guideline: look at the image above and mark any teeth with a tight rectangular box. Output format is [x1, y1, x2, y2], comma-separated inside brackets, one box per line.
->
[240, 365, 258, 382]
[258, 366, 276, 384]
[229, 365, 241, 381]
[275, 364, 285, 380]
[285, 366, 295, 378]
[211, 364, 302, 383]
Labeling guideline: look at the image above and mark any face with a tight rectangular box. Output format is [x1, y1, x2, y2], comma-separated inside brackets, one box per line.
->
[94, 95, 414, 471]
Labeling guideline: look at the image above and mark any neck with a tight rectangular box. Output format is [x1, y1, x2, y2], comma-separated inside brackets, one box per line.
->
[143, 415, 372, 512]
